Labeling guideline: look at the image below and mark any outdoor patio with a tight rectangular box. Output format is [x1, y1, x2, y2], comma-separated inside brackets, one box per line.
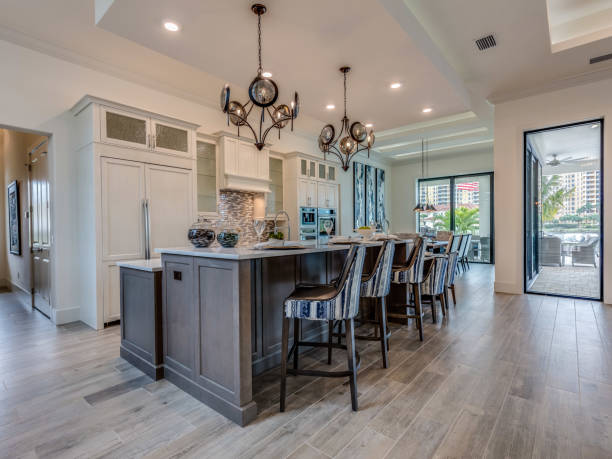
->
[530, 264, 600, 299]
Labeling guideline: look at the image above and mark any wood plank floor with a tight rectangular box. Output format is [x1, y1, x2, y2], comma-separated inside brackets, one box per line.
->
[2, 265, 612, 458]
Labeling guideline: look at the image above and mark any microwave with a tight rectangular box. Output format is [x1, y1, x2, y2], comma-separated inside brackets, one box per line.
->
[300, 207, 317, 226]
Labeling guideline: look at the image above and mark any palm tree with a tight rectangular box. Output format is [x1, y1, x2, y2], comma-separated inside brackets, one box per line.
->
[433, 207, 479, 233]
[541, 175, 574, 222]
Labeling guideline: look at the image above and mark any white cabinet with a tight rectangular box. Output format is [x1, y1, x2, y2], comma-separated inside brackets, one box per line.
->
[98, 103, 196, 158]
[317, 183, 338, 209]
[99, 157, 194, 322]
[101, 158, 146, 261]
[145, 164, 193, 255]
[299, 179, 317, 207]
[300, 158, 317, 178]
[218, 136, 270, 192]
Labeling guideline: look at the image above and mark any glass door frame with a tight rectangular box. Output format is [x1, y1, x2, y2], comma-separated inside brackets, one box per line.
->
[523, 118, 604, 301]
[417, 171, 495, 264]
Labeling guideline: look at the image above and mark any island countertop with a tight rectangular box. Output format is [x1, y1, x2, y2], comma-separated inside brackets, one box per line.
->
[155, 239, 411, 260]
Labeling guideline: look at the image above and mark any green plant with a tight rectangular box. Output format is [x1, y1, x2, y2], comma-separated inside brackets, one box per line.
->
[433, 207, 480, 234]
[541, 175, 574, 222]
[268, 231, 284, 240]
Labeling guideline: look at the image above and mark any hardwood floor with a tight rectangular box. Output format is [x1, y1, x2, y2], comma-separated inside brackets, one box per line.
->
[2, 265, 612, 458]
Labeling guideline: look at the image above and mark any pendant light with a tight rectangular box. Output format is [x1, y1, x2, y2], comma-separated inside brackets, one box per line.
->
[220, 4, 299, 150]
[318, 67, 374, 171]
[413, 139, 437, 213]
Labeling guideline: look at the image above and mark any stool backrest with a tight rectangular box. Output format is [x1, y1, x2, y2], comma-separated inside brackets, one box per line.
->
[449, 234, 462, 253]
[361, 240, 396, 298]
[428, 255, 449, 295]
[457, 234, 469, 258]
[335, 246, 366, 319]
[446, 251, 459, 287]
[407, 237, 427, 284]
[462, 234, 473, 258]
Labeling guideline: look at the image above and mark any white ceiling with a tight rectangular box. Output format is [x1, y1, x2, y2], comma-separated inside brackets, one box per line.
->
[94, 0, 469, 133]
[528, 122, 601, 174]
[405, 0, 612, 103]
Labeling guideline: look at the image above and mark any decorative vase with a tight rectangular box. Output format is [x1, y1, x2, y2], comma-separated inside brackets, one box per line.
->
[217, 223, 241, 248]
[187, 217, 216, 248]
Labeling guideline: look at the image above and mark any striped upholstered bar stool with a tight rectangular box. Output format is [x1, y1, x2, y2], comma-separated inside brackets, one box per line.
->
[420, 254, 450, 322]
[445, 251, 460, 306]
[280, 246, 366, 412]
[329, 240, 396, 369]
[389, 237, 428, 341]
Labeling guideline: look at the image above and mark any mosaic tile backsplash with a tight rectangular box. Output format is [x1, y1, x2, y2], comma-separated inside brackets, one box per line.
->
[216, 190, 277, 246]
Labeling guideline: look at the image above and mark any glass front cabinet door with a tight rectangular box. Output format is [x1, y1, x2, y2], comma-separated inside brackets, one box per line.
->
[101, 107, 150, 150]
[152, 120, 191, 157]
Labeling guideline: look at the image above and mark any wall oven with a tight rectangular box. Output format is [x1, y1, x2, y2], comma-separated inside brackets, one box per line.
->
[299, 207, 317, 241]
[317, 208, 337, 239]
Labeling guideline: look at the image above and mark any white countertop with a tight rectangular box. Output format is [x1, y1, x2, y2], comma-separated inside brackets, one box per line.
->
[116, 259, 162, 272]
[155, 239, 412, 260]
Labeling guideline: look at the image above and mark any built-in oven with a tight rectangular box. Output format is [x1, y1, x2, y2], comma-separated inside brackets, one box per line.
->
[317, 208, 337, 239]
[299, 207, 317, 241]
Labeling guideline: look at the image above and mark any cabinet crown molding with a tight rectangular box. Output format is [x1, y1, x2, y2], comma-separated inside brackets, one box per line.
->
[70, 95, 200, 130]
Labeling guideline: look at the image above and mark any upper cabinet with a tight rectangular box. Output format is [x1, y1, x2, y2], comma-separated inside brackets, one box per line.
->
[218, 135, 270, 193]
[196, 139, 217, 214]
[298, 156, 336, 182]
[72, 96, 198, 160]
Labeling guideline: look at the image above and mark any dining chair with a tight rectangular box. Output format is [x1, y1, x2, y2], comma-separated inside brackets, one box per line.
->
[281, 246, 366, 412]
[445, 251, 459, 306]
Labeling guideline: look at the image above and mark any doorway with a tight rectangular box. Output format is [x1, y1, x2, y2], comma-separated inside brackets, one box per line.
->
[524, 120, 603, 300]
[0, 126, 51, 317]
[417, 172, 494, 263]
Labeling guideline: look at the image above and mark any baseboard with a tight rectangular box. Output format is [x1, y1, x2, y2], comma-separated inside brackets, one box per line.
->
[52, 306, 81, 325]
[494, 281, 522, 295]
[9, 280, 31, 296]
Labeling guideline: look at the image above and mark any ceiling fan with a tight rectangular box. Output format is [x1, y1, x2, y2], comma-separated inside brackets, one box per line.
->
[546, 154, 587, 167]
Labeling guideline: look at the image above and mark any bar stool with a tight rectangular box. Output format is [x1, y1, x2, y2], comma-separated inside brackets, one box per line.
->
[329, 241, 396, 369]
[421, 254, 449, 321]
[388, 237, 428, 341]
[445, 251, 460, 306]
[280, 246, 366, 412]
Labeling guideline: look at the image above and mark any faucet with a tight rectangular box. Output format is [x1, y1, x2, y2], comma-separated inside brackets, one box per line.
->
[274, 210, 291, 241]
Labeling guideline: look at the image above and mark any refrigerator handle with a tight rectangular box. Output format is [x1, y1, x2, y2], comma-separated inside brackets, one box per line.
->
[143, 199, 151, 260]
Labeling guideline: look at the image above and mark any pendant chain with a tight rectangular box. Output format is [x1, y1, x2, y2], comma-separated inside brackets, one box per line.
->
[343, 71, 348, 119]
[257, 13, 263, 74]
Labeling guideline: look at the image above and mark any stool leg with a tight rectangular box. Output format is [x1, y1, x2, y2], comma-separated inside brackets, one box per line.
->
[337, 320, 343, 345]
[345, 318, 358, 411]
[451, 285, 456, 306]
[412, 283, 424, 341]
[439, 294, 446, 317]
[280, 317, 289, 412]
[293, 318, 300, 371]
[327, 320, 333, 365]
[379, 297, 389, 369]
[374, 298, 380, 339]
[384, 295, 390, 351]
[430, 296, 437, 323]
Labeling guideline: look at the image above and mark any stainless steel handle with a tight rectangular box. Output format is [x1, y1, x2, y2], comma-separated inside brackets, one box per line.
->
[143, 199, 151, 259]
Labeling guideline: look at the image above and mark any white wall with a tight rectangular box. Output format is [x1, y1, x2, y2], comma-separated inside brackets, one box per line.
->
[494, 78, 612, 304]
[389, 148, 494, 232]
[0, 39, 391, 325]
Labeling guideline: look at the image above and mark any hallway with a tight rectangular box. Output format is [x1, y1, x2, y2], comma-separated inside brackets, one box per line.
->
[1, 266, 612, 458]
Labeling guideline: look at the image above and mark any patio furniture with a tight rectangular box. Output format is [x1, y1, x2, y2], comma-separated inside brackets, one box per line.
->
[540, 236, 562, 266]
[571, 237, 599, 267]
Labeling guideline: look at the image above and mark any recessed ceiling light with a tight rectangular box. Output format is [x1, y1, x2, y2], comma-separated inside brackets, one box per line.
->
[164, 21, 180, 32]
[591, 123, 599, 129]
[326, 104, 336, 110]
[390, 82, 402, 89]
[262, 71, 272, 78]
[422, 107, 432, 113]
[365, 123, 373, 128]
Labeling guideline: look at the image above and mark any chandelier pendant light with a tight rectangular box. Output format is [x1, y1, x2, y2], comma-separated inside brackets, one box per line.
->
[318, 67, 374, 171]
[413, 139, 437, 213]
[220, 4, 299, 150]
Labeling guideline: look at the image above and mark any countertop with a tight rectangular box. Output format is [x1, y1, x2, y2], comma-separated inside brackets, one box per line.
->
[116, 259, 162, 272]
[156, 239, 412, 260]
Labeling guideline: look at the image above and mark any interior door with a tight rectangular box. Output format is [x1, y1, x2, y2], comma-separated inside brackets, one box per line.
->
[30, 139, 51, 317]
[145, 164, 194, 257]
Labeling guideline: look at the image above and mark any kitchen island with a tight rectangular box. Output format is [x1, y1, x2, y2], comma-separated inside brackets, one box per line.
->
[120, 241, 411, 426]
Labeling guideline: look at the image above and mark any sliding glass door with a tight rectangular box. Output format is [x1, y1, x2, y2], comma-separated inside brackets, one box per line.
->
[417, 172, 494, 263]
